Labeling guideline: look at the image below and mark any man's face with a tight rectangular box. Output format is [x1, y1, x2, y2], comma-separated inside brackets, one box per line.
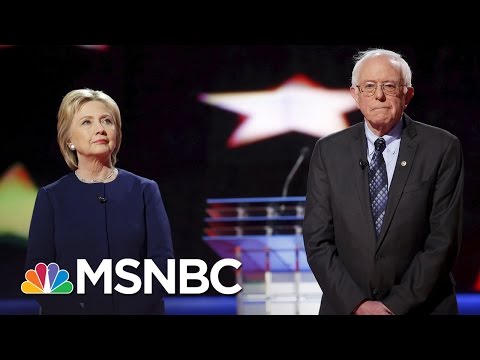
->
[350, 55, 414, 135]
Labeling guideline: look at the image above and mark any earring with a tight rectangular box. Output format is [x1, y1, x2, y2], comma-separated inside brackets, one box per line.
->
[69, 144, 76, 151]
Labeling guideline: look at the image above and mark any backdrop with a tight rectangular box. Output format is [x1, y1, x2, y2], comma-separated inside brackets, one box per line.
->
[0, 45, 478, 302]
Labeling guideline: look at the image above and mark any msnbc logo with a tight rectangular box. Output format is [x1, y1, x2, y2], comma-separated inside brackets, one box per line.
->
[21, 262, 74, 294]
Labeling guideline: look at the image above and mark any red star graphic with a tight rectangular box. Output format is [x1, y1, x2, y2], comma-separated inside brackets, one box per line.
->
[199, 74, 357, 148]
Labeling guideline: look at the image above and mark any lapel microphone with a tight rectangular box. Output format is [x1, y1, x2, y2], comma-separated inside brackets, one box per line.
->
[97, 195, 107, 204]
[359, 159, 369, 170]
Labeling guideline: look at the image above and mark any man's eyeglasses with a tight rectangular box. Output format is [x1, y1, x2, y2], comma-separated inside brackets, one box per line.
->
[356, 82, 406, 97]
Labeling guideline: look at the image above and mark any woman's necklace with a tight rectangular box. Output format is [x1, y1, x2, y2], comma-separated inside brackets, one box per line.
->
[75, 168, 117, 183]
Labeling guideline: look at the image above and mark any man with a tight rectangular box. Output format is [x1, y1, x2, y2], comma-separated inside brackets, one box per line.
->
[303, 48, 464, 315]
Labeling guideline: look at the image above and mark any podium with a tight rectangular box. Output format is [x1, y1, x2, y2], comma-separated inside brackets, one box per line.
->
[203, 196, 322, 315]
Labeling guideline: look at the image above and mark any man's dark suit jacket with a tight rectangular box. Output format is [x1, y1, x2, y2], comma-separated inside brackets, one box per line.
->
[303, 114, 464, 315]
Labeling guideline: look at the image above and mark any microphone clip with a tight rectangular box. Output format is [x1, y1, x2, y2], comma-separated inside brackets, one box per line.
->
[359, 160, 368, 170]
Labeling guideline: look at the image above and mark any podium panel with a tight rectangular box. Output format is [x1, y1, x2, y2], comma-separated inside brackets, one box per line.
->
[204, 196, 322, 314]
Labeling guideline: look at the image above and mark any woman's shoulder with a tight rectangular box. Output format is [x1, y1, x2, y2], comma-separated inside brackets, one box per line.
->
[117, 168, 157, 187]
[42, 172, 75, 192]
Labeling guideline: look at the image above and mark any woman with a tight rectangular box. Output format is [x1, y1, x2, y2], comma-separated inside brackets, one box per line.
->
[25, 88, 174, 314]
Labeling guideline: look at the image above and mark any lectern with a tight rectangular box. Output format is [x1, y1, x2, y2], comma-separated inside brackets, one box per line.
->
[203, 196, 322, 315]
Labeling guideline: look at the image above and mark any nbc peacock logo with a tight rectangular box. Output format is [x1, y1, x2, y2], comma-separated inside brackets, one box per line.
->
[21, 262, 74, 294]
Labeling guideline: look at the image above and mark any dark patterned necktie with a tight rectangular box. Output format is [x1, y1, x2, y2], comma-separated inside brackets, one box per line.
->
[368, 138, 388, 238]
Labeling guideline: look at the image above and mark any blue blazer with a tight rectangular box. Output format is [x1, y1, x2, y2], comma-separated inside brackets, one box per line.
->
[25, 169, 175, 314]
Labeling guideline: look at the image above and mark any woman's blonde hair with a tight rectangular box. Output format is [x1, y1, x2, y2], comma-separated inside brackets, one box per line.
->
[57, 88, 122, 170]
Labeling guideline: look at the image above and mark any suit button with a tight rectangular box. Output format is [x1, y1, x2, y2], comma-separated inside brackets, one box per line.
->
[372, 288, 379, 295]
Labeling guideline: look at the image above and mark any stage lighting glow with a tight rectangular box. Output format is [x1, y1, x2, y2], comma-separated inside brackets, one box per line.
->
[199, 74, 357, 148]
[0, 163, 37, 243]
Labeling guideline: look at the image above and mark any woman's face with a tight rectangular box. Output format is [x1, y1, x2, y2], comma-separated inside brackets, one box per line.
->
[68, 101, 117, 163]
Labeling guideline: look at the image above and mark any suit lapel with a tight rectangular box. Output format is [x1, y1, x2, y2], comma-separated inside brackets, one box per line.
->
[349, 123, 376, 237]
[376, 115, 418, 250]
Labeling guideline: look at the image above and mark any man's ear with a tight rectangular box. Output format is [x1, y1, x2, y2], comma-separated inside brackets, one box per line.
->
[404, 86, 414, 108]
[350, 86, 360, 109]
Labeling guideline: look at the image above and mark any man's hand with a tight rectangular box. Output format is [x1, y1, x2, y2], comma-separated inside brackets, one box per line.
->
[354, 300, 394, 315]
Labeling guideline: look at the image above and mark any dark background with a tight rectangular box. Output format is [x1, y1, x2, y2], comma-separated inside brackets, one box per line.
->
[0, 45, 478, 301]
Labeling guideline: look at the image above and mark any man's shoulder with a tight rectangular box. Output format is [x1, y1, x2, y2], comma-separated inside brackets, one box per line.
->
[315, 122, 362, 147]
[410, 119, 458, 141]
[407, 118, 460, 153]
